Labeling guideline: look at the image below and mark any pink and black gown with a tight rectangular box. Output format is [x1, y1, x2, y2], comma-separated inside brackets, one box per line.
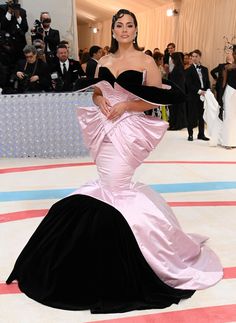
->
[6, 67, 223, 313]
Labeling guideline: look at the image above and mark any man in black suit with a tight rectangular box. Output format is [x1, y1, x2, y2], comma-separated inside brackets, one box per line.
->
[51, 44, 85, 92]
[31, 11, 60, 65]
[86, 45, 103, 79]
[185, 49, 210, 141]
[163, 42, 176, 75]
[0, 0, 28, 62]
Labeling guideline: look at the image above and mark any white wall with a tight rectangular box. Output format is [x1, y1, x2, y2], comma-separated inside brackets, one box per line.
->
[20, 0, 78, 58]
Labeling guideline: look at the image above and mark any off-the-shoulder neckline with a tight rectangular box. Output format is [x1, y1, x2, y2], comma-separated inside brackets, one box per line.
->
[99, 66, 144, 79]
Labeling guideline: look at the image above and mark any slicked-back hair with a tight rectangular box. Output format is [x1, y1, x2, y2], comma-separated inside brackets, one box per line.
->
[192, 49, 202, 57]
[109, 9, 144, 53]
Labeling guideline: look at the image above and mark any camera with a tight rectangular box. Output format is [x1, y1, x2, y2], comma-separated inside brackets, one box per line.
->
[51, 72, 64, 91]
[6, 0, 21, 10]
[0, 31, 15, 65]
[32, 19, 44, 34]
[16, 73, 31, 92]
[0, 31, 12, 46]
[34, 43, 44, 56]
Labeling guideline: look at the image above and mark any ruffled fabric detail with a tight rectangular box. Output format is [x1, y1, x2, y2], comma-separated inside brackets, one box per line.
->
[77, 85, 168, 168]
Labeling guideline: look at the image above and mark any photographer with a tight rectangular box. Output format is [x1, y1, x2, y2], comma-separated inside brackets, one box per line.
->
[32, 38, 46, 62]
[15, 44, 52, 93]
[31, 11, 60, 66]
[0, 0, 28, 62]
[50, 44, 85, 92]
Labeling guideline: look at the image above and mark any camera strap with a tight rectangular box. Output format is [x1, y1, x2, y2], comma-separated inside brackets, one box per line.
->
[24, 59, 38, 76]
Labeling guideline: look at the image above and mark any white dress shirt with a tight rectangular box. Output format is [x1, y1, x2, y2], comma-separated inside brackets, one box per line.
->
[60, 59, 69, 74]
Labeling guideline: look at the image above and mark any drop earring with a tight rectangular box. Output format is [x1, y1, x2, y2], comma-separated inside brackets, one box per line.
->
[112, 34, 116, 39]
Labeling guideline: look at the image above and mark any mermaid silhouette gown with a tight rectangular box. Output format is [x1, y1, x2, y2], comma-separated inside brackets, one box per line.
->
[6, 67, 223, 313]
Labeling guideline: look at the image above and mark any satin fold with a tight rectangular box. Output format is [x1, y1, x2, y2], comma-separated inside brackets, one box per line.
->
[73, 141, 223, 290]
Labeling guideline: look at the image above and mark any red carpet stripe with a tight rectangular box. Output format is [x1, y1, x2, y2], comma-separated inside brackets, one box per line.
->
[0, 210, 48, 223]
[1, 267, 235, 295]
[224, 266, 236, 279]
[1, 160, 236, 174]
[84, 305, 236, 323]
[1, 288, 236, 323]
[169, 201, 236, 207]
[145, 160, 236, 164]
[1, 200, 236, 223]
[0, 282, 20, 294]
[0, 162, 94, 174]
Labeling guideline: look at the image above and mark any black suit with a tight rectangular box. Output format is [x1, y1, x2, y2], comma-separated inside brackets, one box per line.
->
[163, 52, 171, 65]
[51, 58, 85, 91]
[185, 64, 210, 137]
[86, 58, 98, 79]
[168, 65, 187, 129]
[16, 58, 52, 93]
[0, 5, 28, 61]
[32, 27, 60, 64]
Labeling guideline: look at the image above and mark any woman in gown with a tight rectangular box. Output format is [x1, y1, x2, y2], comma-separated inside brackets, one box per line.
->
[221, 45, 236, 148]
[6, 9, 223, 314]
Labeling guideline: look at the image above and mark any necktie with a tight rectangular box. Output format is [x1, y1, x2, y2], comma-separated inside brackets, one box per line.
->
[63, 63, 67, 75]
[196, 65, 204, 88]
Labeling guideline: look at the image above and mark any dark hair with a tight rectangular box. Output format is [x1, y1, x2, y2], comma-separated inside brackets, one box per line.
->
[144, 49, 153, 57]
[183, 52, 190, 57]
[191, 49, 202, 57]
[233, 44, 236, 52]
[109, 9, 144, 53]
[89, 45, 102, 57]
[56, 44, 68, 52]
[171, 52, 184, 67]
[167, 43, 176, 49]
[80, 52, 90, 64]
[59, 40, 69, 46]
[153, 52, 164, 61]
[40, 12, 50, 21]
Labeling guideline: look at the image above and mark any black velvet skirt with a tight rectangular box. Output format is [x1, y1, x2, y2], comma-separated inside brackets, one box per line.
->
[6, 194, 194, 313]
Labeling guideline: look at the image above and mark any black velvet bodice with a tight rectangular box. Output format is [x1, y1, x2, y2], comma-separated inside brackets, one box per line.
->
[98, 67, 144, 87]
[75, 66, 186, 105]
[227, 68, 236, 89]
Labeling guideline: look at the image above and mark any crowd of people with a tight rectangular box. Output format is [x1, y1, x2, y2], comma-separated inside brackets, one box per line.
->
[143, 43, 236, 147]
[0, 1, 235, 147]
[6, 9, 223, 314]
[0, 1, 105, 93]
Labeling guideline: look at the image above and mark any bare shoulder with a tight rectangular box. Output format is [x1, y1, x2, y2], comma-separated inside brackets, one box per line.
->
[135, 51, 151, 62]
[98, 54, 113, 66]
[138, 51, 157, 70]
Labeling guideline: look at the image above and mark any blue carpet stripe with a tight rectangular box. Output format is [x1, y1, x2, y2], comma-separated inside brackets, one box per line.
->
[151, 181, 236, 193]
[0, 182, 236, 202]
